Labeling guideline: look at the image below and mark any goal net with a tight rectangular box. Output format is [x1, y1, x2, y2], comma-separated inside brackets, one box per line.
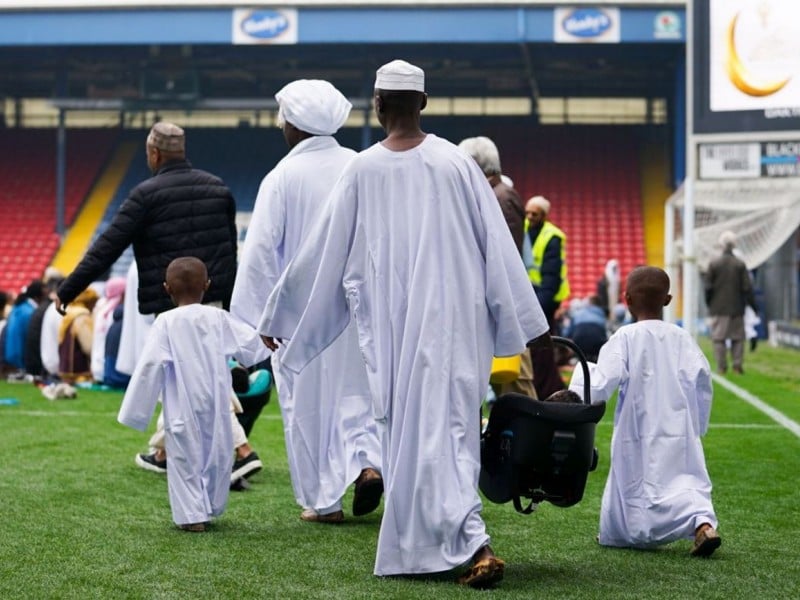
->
[666, 177, 800, 272]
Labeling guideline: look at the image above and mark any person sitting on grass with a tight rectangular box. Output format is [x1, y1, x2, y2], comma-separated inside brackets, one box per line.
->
[118, 257, 268, 532]
[569, 266, 721, 557]
[57, 287, 99, 384]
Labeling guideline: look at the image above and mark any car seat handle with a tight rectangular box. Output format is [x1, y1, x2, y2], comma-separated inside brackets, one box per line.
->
[528, 336, 592, 405]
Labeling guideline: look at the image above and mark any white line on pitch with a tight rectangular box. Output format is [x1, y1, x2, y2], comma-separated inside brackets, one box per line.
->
[4, 410, 284, 419]
[595, 421, 780, 429]
[713, 374, 800, 439]
[707, 423, 781, 429]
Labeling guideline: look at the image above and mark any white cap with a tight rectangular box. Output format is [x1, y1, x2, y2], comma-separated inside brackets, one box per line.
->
[374, 59, 425, 92]
[275, 79, 352, 136]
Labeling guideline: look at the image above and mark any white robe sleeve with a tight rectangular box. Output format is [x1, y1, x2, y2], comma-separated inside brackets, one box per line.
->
[469, 163, 548, 355]
[222, 313, 270, 368]
[686, 338, 713, 435]
[116, 261, 155, 376]
[117, 320, 168, 431]
[258, 175, 355, 373]
[231, 171, 287, 329]
[569, 332, 624, 404]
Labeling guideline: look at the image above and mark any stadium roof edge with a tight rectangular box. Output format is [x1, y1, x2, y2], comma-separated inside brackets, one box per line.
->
[0, 0, 686, 9]
[0, 4, 685, 102]
[49, 97, 373, 110]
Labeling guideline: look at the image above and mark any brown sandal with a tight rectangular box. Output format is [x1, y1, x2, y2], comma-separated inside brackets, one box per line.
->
[300, 508, 345, 524]
[457, 546, 505, 588]
[691, 524, 721, 557]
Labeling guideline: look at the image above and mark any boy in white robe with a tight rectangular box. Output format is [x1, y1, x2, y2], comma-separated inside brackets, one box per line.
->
[569, 266, 721, 556]
[121, 261, 264, 484]
[231, 79, 382, 523]
[260, 60, 550, 587]
[118, 257, 268, 531]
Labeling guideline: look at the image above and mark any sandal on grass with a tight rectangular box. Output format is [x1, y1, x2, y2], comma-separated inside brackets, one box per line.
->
[457, 547, 505, 589]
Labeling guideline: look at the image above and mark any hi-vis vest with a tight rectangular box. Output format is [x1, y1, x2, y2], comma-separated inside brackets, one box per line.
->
[524, 220, 570, 302]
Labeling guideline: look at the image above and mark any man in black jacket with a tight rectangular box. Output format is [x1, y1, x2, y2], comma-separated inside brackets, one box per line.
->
[56, 122, 238, 316]
[57, 122, 261, 484]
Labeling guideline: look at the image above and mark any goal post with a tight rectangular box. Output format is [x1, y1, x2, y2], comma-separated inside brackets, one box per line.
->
[664, 178, 800, 324]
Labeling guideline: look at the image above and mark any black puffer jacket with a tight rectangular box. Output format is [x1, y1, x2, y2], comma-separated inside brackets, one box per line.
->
[58, 159, 238, 315]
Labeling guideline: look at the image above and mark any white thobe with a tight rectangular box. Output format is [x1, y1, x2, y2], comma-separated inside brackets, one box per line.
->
[91, 297, 117, 381]
[569, 320, 717, 548]
[116, 261, 155, 376]
[118, 304, 268, 526]
[232, 135, 380, 513]
[40, 302, 62, 376]
[259, 134, 548, 575]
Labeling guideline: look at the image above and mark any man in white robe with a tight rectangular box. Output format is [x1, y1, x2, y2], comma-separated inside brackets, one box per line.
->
[119, 258, 269, 530]
[259, 60, 550, 587]
[569, 266, 721, 556]
[231, 79, 382, 522]
[116, 261, 155, 377]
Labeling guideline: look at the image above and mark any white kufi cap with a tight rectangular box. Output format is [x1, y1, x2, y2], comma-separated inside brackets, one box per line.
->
[275, 79, 352, 136]
[374, 59, 425, 92]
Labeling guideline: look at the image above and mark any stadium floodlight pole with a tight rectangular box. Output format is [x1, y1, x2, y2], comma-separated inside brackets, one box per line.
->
[55, 108, 66, 238]
[682, 0, 698, 337]
[663, 193, 677, 323]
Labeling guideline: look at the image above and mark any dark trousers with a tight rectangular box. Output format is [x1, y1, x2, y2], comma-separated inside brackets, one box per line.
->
[531, 308, 566, 400]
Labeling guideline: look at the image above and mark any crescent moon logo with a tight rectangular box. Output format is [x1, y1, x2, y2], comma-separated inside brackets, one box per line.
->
[725, 11, 791, 97]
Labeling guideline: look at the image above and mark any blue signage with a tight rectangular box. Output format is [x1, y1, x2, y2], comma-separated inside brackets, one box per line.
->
[562, 8, 612, 38]
[240, 10, 290, 40]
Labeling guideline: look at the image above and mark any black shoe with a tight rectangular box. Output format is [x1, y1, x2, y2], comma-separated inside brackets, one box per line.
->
[135, 452, 167, 474]
[353, 467, 384, 516]
[230, 477, 252, 492]
[231, 452, 262, 482]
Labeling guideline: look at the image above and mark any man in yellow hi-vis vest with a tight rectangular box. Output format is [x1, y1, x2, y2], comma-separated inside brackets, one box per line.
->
[524, 195, 570, 399]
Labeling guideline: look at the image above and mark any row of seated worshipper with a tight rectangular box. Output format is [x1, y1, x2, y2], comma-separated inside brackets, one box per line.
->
[0, 269, 130, 391]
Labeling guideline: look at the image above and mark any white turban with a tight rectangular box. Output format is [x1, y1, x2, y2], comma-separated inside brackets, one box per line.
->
[275, 79, 352, 136]
[525, 195, 551, 216]
[374, 59, 425, 92]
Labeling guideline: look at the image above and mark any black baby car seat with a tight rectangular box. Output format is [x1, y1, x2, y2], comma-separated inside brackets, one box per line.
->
[479, 337, 606, 513]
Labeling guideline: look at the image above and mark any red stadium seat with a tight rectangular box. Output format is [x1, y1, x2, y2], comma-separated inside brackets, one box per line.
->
[497, 125, 646, 300]
[0, 128, 118, 291]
